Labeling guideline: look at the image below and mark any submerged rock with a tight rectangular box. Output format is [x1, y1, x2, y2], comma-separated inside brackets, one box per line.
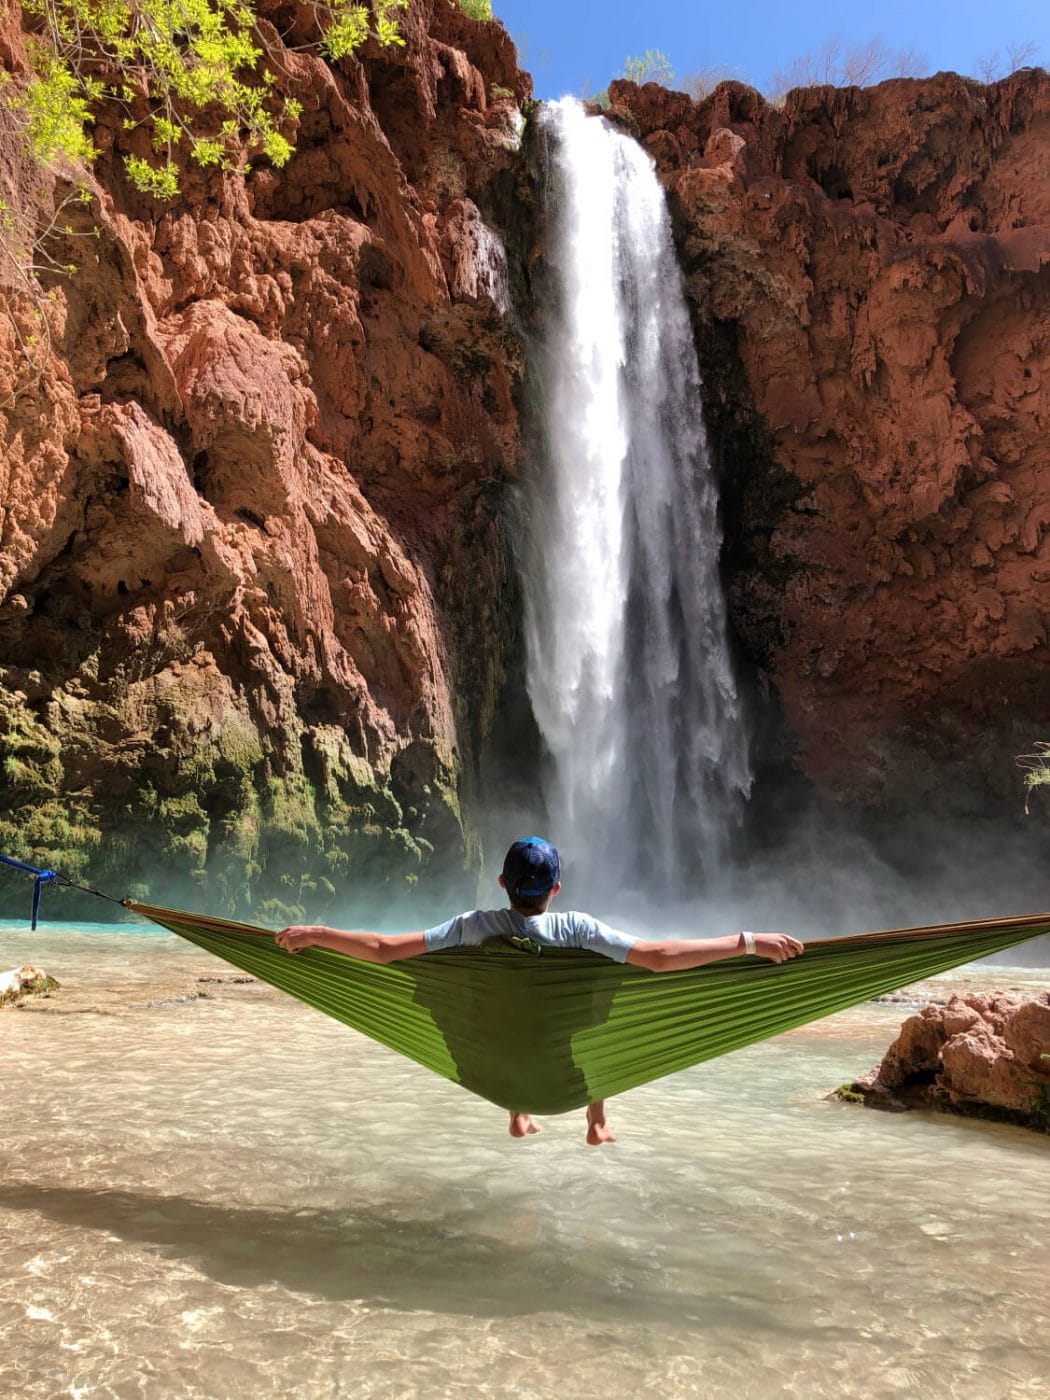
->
[838, 991, 1050, 1131]
[0, 965, 60, 1006]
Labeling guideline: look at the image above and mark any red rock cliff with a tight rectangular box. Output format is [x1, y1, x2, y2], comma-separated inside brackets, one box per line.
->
[614, 71, 1050, 806]
[0, 0, 529, 916]
[4, 14, 1050, 917]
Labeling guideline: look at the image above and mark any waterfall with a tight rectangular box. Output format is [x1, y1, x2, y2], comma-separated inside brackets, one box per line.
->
[523, 98, 751, 901]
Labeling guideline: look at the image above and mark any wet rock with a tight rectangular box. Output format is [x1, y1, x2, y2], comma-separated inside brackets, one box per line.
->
[0, 965, 60, 1005]
[12, 973, 281, 1016]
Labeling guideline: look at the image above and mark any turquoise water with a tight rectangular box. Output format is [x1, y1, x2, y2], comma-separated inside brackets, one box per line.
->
[0, 919, 170, 936]
[1, 925, 1048, 1398]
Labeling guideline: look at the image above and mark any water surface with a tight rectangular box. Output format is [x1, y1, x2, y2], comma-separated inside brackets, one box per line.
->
[2, 925, 1047, 1398]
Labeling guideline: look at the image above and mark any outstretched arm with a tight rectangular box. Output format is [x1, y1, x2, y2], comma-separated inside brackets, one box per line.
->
[275, 925, 426, 964]
[626, 931, 802, 973]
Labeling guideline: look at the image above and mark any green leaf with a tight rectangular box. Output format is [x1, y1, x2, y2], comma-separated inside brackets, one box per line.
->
[124, 154, 180, 199]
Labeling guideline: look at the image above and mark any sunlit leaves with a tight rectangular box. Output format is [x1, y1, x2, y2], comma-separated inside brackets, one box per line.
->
[319, 2, 369, 60]
[8, 0, 416, 197]
[189, 136, 224, 165]
[373, 15, 405, 48]
[123, 153, 179, 197]
[19, 50, 98, 164]
[261, 128, 292, 167]
[152, 115, 181, 148]
[621, 49, 675, 86]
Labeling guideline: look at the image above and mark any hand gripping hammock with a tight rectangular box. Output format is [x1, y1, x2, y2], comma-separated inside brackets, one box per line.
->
[4, 857, 1047, 1113]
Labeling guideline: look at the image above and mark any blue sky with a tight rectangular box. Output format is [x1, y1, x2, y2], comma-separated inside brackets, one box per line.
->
[492, 0, 1049, 99]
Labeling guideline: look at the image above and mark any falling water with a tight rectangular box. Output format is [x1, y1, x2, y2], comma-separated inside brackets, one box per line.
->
[524, 98, 750, 900]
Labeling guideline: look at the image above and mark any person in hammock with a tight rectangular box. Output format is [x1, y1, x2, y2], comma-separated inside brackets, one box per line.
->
[276, 837, 803, 1145]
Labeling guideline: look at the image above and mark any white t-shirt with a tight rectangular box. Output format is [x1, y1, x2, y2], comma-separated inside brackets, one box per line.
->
[423, 908, 635, 963]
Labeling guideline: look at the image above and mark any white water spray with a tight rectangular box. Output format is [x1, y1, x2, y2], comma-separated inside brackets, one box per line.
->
[524, 98, 751, 899]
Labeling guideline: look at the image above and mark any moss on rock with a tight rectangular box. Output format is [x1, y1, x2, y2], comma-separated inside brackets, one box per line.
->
[0, 971, 61, 1007]
[0, 667, 472, 923]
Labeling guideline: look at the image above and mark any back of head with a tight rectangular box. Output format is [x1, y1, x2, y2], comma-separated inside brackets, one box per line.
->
[502, 837, 560, 912]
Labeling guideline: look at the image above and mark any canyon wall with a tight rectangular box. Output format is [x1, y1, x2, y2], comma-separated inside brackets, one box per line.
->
[0, 0, 529, 917]
[613, 70, 1050, 809]
[3, 0, 1049, 919]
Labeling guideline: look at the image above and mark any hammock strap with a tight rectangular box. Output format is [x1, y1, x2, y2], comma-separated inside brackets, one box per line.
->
[0, 852, 126, 929]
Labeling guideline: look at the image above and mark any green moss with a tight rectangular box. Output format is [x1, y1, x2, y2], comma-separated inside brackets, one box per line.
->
[0, 692, 64, 799]
[0, 800, 98, 884]
[834, 1084, 866, 1104]
[266, 773, 318, 847]
[217, 718, 265, 773]
[306, 726, 403, 828]
[0, 662, 473, 919]
[256, 896, 307, 927]
[0, 972, 61, 1007]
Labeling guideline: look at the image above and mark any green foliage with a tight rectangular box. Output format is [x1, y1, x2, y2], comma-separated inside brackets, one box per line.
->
[314, 0, 406, 60]
[17, 49, 98, 164]
[124, 154, 179, 198]
[6, 0, 408, 197]
[457, 0, 493, 18]
[1021, 741, 1050, 789]
[1019, 742, 1050, 813]
[621, 48, 675, 86]
[320, 2, 369, 59]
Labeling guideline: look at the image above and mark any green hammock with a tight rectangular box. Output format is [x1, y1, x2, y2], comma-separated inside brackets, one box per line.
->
[127, 902, 1050, 1114]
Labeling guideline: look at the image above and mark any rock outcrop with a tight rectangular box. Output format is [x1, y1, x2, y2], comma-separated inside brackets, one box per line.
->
[0, 964, 60, 1005]
[616, 71, 1050, 806]
[0, 1, 529, 916]
[842, 990, 1050, 1129]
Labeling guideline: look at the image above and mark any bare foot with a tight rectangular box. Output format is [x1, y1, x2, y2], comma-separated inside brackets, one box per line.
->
[509, 1112, 541, 1138]
[585, 1103, 617, 1146]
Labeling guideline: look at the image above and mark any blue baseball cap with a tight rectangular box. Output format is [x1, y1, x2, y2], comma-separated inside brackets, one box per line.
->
[502, 837, 561, 898]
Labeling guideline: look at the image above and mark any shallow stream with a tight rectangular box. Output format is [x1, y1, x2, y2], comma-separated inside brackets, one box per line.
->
[1, 923, 1048, 1398]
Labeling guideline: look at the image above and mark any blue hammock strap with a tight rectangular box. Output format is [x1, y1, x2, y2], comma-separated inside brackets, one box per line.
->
[0, 852, 124, 929]
[0, 854, 57, 930]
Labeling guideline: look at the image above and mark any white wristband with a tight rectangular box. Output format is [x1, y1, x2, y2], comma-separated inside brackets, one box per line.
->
[740, 930, 757, 956]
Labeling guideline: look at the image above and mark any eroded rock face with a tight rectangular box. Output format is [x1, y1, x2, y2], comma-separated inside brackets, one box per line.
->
[4, 27, 1049, 915]
[617, 71, 1050, 806]
[849, 991, 1050, 1127]
[0, 1, 529, 917]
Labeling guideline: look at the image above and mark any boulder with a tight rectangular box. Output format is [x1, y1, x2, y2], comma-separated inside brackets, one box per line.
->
[838, 990, 1050, 1130]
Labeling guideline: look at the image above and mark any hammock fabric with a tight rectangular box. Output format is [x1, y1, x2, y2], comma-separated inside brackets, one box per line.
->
[125, 902, 1050, 1114]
